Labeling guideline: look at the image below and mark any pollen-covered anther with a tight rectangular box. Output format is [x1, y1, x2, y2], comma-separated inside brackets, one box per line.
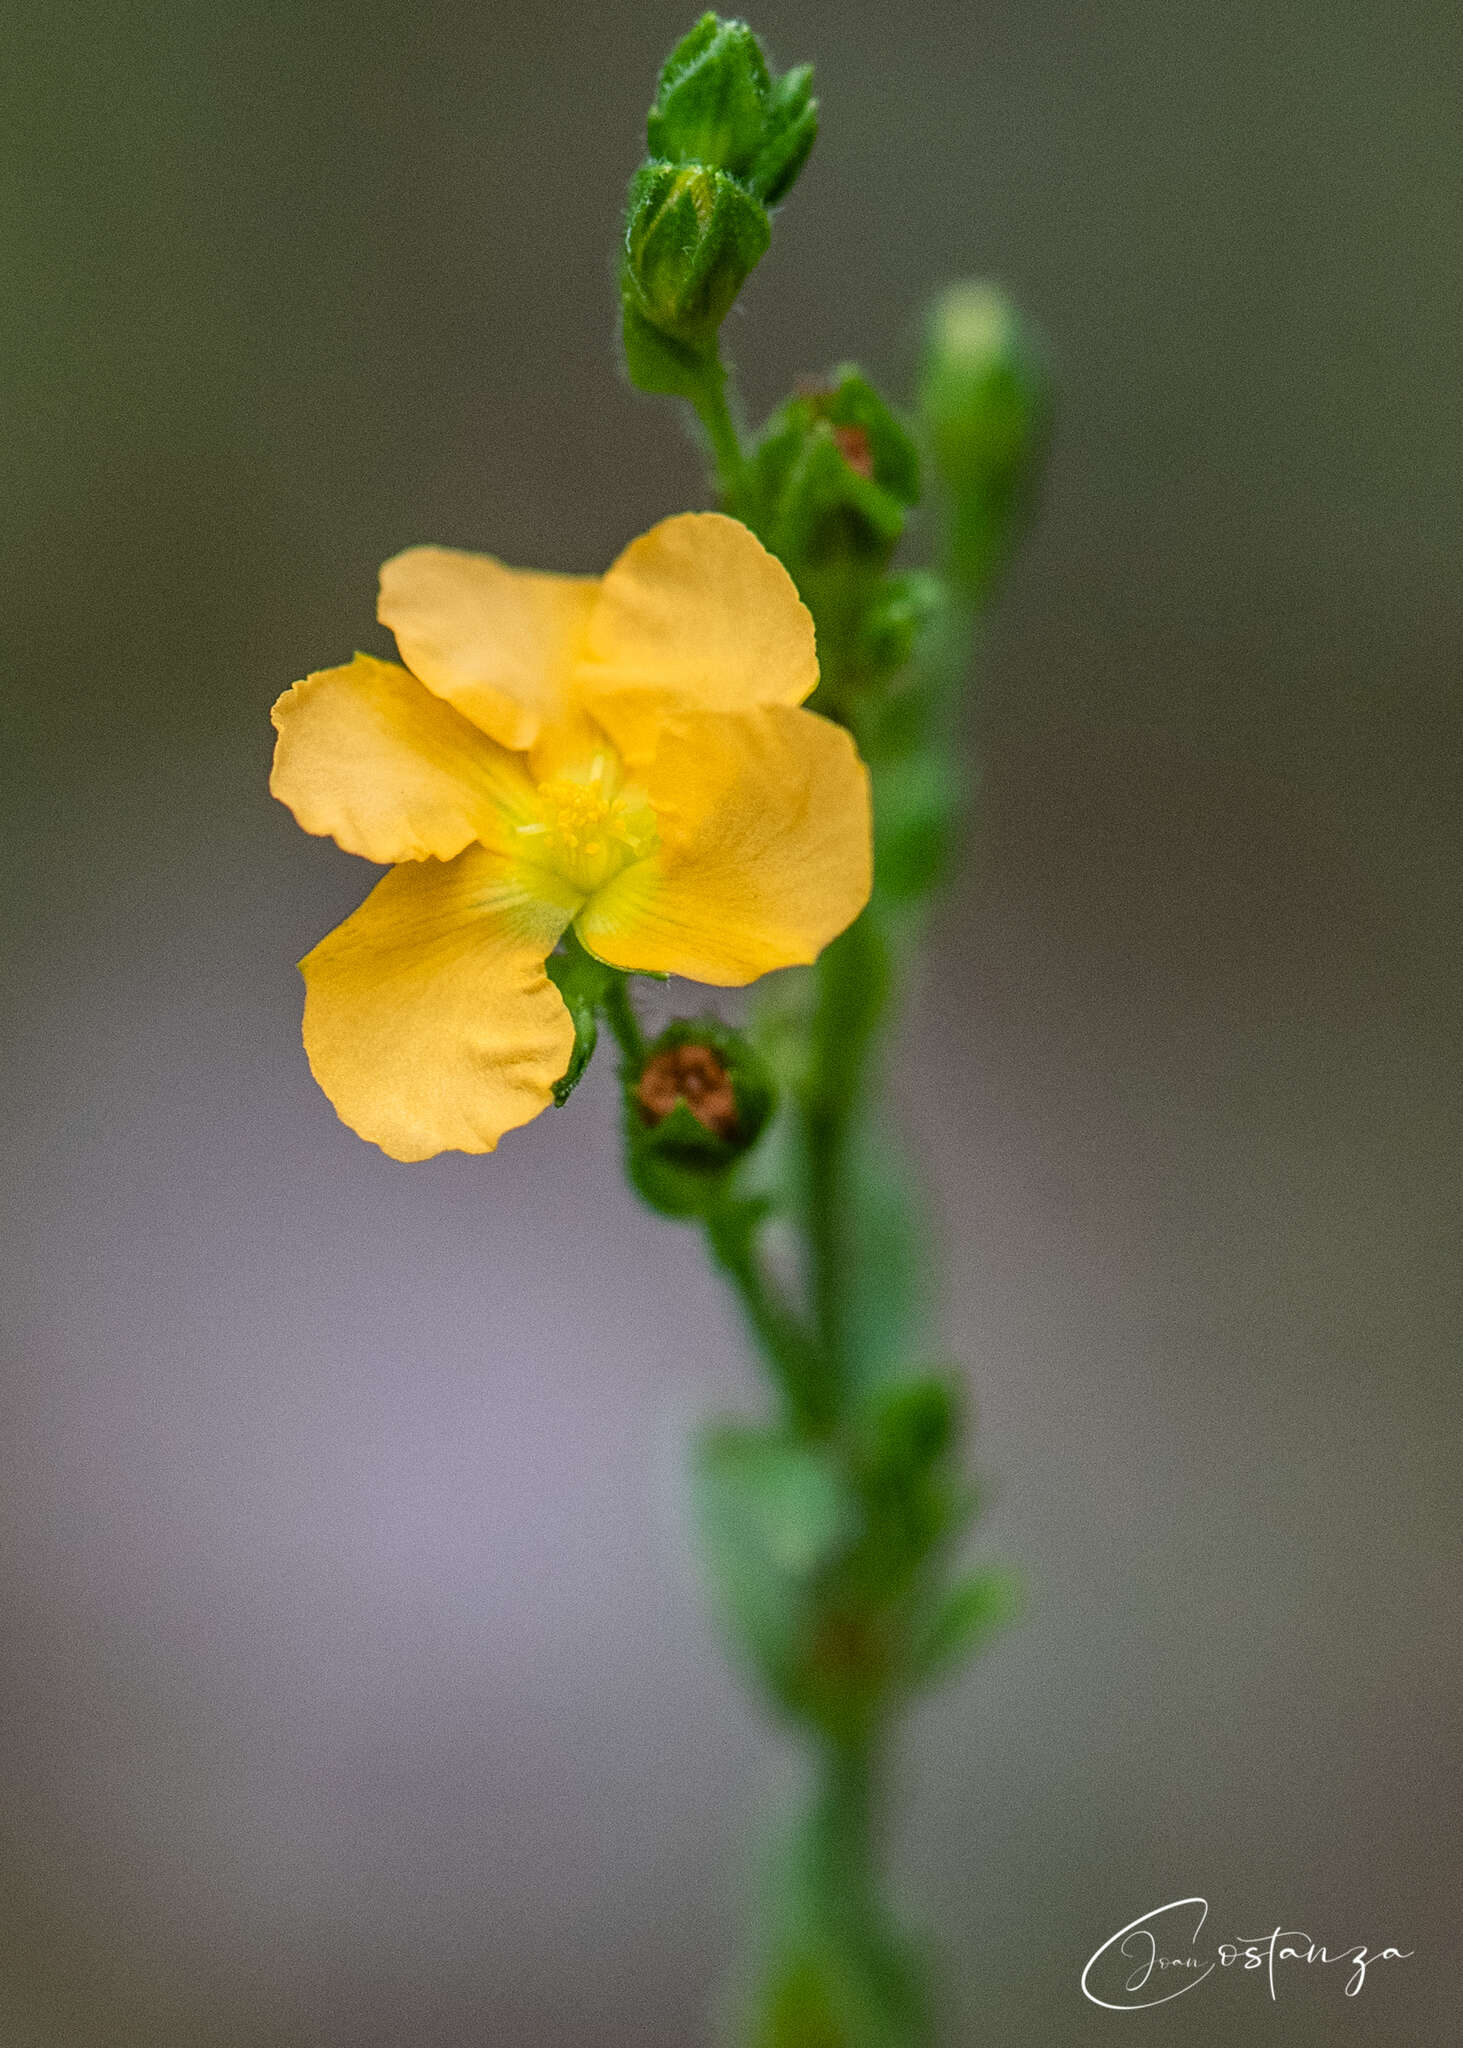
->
[521, 762, 657, 894]
[636, 1043, 740, 1138]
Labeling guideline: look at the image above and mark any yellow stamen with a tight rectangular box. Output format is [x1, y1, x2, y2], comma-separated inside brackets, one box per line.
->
[519, 753, 658, 896]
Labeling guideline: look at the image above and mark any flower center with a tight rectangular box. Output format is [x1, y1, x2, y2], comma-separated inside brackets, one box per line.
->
[516, 753, 657, 897]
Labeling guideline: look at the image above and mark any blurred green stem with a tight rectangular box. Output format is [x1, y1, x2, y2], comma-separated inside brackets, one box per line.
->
[706, 1203, 831, 1430]
[805, 1738, 879, 1932]
[800, 910, 886, 1384]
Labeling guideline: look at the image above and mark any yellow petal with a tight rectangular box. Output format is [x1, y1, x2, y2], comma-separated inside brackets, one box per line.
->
[270, 655, 536, 863]
[575, 706, 871, 985]
[300, 848, 578, 1160]
[574, 514, 818, 761]
[377, 545, 598, 753]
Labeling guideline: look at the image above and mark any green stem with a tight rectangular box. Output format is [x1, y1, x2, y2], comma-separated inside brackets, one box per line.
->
[804, 1099, 848, 1376]
[687, 357, 753, 511]
[705, 1204, 832, 1431]
[800, 909, 888, 1386]
[805, 1738, 878, 1925]
[761, 1732, 928, 2048]
[601, 973, 646, 1068]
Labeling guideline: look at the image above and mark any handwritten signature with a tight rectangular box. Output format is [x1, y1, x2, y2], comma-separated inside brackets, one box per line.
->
[1081, 1896, 1413, 2011]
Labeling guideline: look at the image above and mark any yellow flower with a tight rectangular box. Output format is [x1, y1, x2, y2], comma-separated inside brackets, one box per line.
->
[271, 512, 872, 1161]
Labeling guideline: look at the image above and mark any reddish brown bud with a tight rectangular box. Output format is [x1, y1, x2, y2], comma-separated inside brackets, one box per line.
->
[635, 1041, 740, 1138]
[790, 385, 875, 477]
[831, 421, 874, 477]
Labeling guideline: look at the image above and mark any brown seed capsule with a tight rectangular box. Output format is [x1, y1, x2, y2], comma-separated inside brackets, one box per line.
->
[635, 1042, 740, 1139]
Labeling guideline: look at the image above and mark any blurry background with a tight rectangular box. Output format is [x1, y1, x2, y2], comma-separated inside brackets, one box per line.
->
[3, 1, 1459, 2041]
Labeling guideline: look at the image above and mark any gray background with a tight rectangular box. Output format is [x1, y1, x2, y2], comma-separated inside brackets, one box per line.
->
[3, 1, 1459, 2041]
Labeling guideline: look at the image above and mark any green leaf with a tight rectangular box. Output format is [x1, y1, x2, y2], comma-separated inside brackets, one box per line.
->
[619, 298, 718, 400]
[859, 571, 946, 694]
[752, 1941, 929, 2048]
[872, 745, 962, 903]
[841, 1373, 972, 1602]
[545, 937, 616, 1107]
[750, 1893, 931, 2048]
[692, 1424, 853, 1688]
[909, 1566, 1023, 1687]
[698, 1426, 849, 1577]
[857, 1372, 959, 1476]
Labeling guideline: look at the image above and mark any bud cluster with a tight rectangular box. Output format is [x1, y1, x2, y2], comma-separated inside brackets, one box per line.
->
[620, 14, 816, 395]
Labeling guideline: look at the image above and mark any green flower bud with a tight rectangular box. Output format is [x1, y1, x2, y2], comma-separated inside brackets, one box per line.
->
[624, 1019, 775, 1219]
[918, 281, 1050, 597]
[646, 15, 817, 205]
[748, 366, 919, 571]
[647, 16, 769, 180]
[621, 161, 770, 386]
[861, 570, 945, 684]
[750, 63, 817, 206]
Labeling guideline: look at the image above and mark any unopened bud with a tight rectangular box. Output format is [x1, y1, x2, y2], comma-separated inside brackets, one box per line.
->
[748, 366, 919, 571]
[648, 16, 768, 180]
[861, 570, 944, 682]
[750, 62, 817, 206]
[830, 421, 873, 478]
[646, 14, 817, 205]
[621, 162, 769, 391]
[918, 282, 1049, 597]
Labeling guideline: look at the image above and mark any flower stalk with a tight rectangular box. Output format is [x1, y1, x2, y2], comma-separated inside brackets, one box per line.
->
[689, 365, 754, 513]
[611, 19, 1049, 2044]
